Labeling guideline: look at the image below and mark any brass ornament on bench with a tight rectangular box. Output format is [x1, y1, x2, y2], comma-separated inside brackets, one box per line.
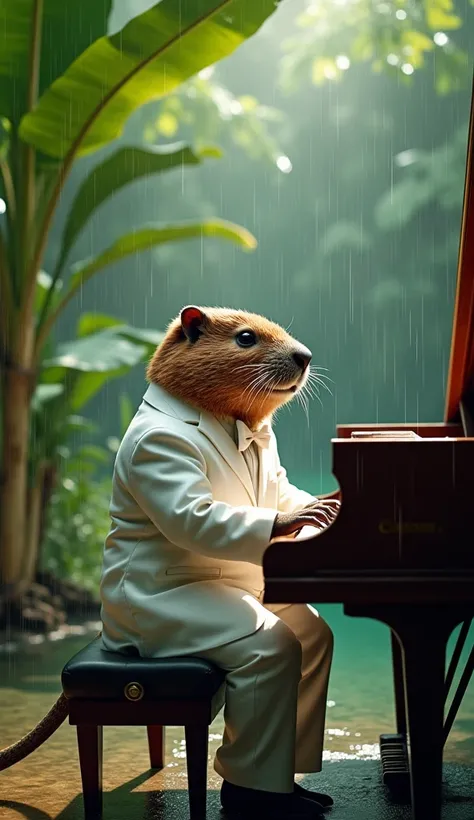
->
[124, 682, 144, 701]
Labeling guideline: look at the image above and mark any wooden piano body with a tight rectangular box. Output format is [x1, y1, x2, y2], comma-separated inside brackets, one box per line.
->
[263, 76, 474, 820]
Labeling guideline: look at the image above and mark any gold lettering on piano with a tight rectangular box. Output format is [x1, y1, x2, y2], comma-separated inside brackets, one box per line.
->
[378, 520, 442, 535]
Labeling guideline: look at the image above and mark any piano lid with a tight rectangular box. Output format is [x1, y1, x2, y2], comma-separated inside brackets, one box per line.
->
[445, 73, 474, 424]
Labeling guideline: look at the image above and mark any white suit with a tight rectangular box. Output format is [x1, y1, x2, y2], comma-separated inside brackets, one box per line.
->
[100, 382, 333, 792]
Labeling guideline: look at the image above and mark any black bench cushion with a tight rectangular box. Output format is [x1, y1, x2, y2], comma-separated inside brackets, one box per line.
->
[61, 637, 226, 701]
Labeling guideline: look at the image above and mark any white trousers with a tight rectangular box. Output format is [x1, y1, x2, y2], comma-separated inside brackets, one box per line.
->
[198, 598, 333, 793]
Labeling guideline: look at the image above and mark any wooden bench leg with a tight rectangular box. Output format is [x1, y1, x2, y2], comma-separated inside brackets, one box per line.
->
[77, 725, 103, 819]
[147, 725, 165, 769]
[185, 724, 209, 820]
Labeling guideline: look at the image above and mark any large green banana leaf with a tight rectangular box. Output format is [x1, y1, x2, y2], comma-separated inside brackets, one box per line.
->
[41, 324, 160, 411]
[57, 142, 217, 275]
[36, 218, 255, 347]
[19, 0, 278, 158]
[59, 218, 257, 309]
[0, 0, 112, 122]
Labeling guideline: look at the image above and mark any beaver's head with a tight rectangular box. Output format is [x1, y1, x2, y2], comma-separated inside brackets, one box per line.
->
[147, 305, 315, 427]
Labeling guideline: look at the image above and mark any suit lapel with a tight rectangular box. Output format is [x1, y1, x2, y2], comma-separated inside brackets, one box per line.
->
[143, 382, 258, 506]
[198, 412, 257, 506]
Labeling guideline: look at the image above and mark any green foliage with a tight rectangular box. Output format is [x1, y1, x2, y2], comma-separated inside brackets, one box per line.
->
[31, 308, 162, 467]
[280, 0, 470, 94]
[57, 143, 206, 276]
[148, 67, 287, 167]
[40, 366, 137, 593]
[19, 0, 279, 158]
[41, 443, 113, 592]
[375, 125, 468, 229]
[321, 221, 372, 255]
[66, 219, 257, 293]
[0, 0, 112, 123]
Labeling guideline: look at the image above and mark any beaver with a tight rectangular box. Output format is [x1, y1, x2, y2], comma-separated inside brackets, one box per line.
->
[0, 305, 339, 772]
[147, 305, 315, 429]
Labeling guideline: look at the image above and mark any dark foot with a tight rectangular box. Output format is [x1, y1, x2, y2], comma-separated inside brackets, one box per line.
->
[221, 779, 324, 818]
[294, 782, 334, 810]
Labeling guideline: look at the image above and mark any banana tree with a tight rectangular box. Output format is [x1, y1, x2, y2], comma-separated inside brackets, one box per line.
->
[0, 0, 280, 596]
[28, 306, 161, 585]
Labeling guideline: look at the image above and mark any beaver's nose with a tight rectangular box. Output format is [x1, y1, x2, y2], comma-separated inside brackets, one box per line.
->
[293, 345, 312, 372]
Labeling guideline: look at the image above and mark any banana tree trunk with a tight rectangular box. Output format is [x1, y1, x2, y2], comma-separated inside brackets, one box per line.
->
[0, 368, 33, 593]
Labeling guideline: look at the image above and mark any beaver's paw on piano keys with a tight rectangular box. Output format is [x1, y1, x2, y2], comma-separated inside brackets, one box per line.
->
[271, 500, 340, 540]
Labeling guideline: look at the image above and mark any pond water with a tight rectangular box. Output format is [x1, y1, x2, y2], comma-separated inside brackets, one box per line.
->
[1, 605, 472, 780]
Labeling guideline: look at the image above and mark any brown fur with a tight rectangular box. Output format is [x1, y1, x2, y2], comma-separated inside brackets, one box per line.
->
[146, 306, 311, 429]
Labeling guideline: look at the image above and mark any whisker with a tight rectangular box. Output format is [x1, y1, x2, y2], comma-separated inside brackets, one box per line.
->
[241, 370, 278, 411]
[233, 363, 269, 373]
[240, 372, 270, 404]
[310, 379, 333, 397]
[304, 381, 319, 400]
[302, 381, 323, 410]
[307, 373, 333, 395]
[296, 389, 310, 425]
[308, 368, 334, 384]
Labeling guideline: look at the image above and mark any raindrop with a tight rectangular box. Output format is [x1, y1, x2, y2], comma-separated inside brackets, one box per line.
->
[386, 53, 399, 65]
[396, 9, 407, 19]
[401, 63, 414, 75]
[433, 31, 449, 46]
[0, 197, 6, 214]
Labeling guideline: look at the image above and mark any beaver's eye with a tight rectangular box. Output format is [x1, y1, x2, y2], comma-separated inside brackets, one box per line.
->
[236, 330, 257, 348]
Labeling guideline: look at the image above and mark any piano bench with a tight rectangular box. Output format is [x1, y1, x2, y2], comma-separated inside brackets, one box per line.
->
[61, 636, 226, 820]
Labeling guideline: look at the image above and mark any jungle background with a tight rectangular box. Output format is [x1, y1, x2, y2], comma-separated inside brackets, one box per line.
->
[40, 0, 474, 593]
[0, 0, 474, 799]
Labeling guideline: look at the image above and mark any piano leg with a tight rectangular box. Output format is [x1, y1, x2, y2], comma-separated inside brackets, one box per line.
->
[397, 613, 446, 820]
[345, 604, 469, 820]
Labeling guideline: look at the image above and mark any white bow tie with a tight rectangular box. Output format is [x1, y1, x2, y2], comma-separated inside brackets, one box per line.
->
[236, 420, 272, 452]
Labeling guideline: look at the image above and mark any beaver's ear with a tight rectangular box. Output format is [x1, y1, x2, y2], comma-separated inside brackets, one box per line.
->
[180, 306, 206, 343]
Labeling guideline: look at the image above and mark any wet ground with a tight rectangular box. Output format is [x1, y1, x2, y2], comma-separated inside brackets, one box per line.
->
[0, 604, 473, 819]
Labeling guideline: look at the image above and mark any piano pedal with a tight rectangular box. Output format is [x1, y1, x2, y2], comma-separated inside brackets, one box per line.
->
[380, 734, 410, 797]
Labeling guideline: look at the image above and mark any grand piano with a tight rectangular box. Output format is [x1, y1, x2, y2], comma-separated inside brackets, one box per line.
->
[263, 78, 474, 820]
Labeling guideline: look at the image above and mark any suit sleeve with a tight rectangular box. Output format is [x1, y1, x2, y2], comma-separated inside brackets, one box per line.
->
[128, 428, 278, 566]
[276, 463, 316, 513]
[272, 432, 316, 513]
